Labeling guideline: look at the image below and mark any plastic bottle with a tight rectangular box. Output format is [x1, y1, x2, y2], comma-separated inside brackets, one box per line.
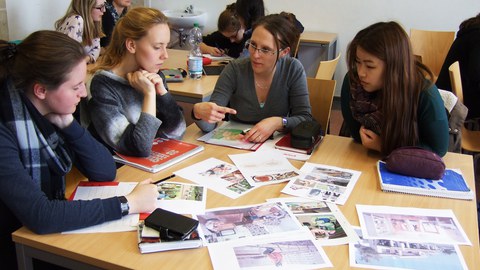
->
[188, 23, 203, 79]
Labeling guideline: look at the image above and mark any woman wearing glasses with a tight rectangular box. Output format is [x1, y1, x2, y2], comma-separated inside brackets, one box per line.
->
[193, 14, 312, 143]
[56, 0, 106, 64]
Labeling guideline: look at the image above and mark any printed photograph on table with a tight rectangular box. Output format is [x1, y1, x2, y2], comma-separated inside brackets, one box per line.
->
[349, 227, 467, 270]
[356, 205, 471, 246]
[208, 232, 332, 270]
[174, 158, 256, 199]
[229, 150, 301, 187]
[155, 182, 206, 215]
[195, 202, 304, 244]
[281, 163, 361, 205]
[268, 198, 359, 246]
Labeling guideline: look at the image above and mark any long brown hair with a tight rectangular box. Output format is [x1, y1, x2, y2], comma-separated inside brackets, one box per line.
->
[0, 31, 87, 91]
[91, 7, 168, 73]
[55, 0, 104, 46]
[346, 21, 434, 156]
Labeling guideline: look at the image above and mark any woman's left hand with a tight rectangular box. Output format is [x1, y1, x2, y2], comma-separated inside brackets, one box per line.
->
[243, 117, 282, 143]
[359, 126, 381, 152]
[45, 113, 74, 129]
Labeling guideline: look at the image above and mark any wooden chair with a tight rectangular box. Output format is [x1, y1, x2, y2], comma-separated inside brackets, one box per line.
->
[410, 29, 455, 78]
[315, 53, 341, 80]
[307, 78, 336, 134]
[448, 61, 480, 153]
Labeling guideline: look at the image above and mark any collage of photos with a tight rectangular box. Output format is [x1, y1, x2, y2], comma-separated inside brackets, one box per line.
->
[357, 205, 471, 246]
[195, 202, 303, 244]
[349, 227, 467, 270]
[282, 163, 361, 205]
[208, 233, 332, 270]
[174, 158, 256, 199]
[269, 198, 359, 246]
[155, 182, 206, 214]
[229, 150, 302, 187]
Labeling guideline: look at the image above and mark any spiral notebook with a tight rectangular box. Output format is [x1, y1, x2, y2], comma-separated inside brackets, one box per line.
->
[377, 161, 473, 200]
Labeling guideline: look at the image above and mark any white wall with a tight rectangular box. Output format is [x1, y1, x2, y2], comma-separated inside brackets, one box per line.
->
[7, 0, 480, 95]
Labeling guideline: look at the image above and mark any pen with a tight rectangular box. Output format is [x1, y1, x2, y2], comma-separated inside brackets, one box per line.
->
[154, 174, 175, 184]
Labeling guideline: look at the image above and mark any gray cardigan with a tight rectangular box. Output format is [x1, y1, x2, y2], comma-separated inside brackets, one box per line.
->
[88, 70, 186, 157]
[195, 56, 312, 132]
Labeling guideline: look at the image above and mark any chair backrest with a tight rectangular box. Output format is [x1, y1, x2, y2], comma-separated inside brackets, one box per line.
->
[448, 61, 463, 103]
[315, 53, 341, 80]
[307, 78, 336, 134]
[410, 29, 455, 77]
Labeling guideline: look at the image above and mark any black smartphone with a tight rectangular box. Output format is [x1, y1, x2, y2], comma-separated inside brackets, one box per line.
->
[144, 208, 199, 241]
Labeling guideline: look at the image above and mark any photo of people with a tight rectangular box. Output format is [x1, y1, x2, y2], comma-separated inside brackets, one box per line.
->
[195, 202, 302, 244]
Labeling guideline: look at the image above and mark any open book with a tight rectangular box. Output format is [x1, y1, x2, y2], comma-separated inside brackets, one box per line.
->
[137, 221, 203, 254]
[114, 138, 204, 173]
[197, 121, 262, 150]
[377, 161, 473, 200]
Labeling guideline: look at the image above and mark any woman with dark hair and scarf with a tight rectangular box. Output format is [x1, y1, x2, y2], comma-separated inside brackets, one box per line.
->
[193, 14, 312, 142]
[0, 31, 158, 269]
[341, 21, 449, 157]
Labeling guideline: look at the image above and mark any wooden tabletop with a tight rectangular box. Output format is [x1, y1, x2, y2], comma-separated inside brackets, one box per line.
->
[299, 31, 338, 45]
[13, 124, 480, 270]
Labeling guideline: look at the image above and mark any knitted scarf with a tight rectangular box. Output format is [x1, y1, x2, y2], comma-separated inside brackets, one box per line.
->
[0, 79, 72, 199]
[349, 82, 383, 135]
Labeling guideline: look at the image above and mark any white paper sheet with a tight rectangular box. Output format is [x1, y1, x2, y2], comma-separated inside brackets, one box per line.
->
[349, 226, 468, 270]
[267, 197, 359, 246]
[174, 157, 257, 199]
[356, 205, 471, 246]
[229, 150, 302, 187]
[208, 229, 332, 270]
[281, 163, 361, 205]
[63, 182, 139, 234]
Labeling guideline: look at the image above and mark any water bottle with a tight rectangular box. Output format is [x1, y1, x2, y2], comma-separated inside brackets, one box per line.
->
[188, 23, 203, 79]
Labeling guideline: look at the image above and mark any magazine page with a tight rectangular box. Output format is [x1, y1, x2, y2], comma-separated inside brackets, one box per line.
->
[197, 121, 262, 150]
[155, 181, 206, 215]
[349, 226, 468, 270]
[174, 157, 257, 199]
[228, 150, 302, 187]
[267, 198, 359, 246]
[194, 202, 304, 245]
[281, 163, 361, 205]
[63, 182, 139, 234]
[356, 205, 471, 246]
[208, 230, 332, 270]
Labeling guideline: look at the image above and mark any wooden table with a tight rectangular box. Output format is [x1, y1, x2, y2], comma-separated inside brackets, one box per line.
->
[163, 49, 219, 103]
[13, 125, 480, 270]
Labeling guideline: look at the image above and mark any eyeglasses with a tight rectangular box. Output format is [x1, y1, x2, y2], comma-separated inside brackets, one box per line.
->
[245, 41, 282, 56]
[93, 4, 106, 12]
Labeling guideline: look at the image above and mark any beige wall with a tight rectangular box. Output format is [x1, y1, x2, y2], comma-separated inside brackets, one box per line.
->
[0, 0, 8, 40]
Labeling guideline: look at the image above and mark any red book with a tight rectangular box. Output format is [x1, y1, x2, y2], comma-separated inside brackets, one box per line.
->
[114, 138, 204, 173]
[274, 133, 323, 155]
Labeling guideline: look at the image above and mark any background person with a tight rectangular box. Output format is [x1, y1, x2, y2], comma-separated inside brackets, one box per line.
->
[56, 0, 105, 64]
[101, 0, 131, 48]
[0, 31, 158, 269]
[192, 14, 312, 143]
[88, 7, 186, 157]
[436, 12, 480, 122]
[341, 21, 449, 157]
[200, 3, 245, 58]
